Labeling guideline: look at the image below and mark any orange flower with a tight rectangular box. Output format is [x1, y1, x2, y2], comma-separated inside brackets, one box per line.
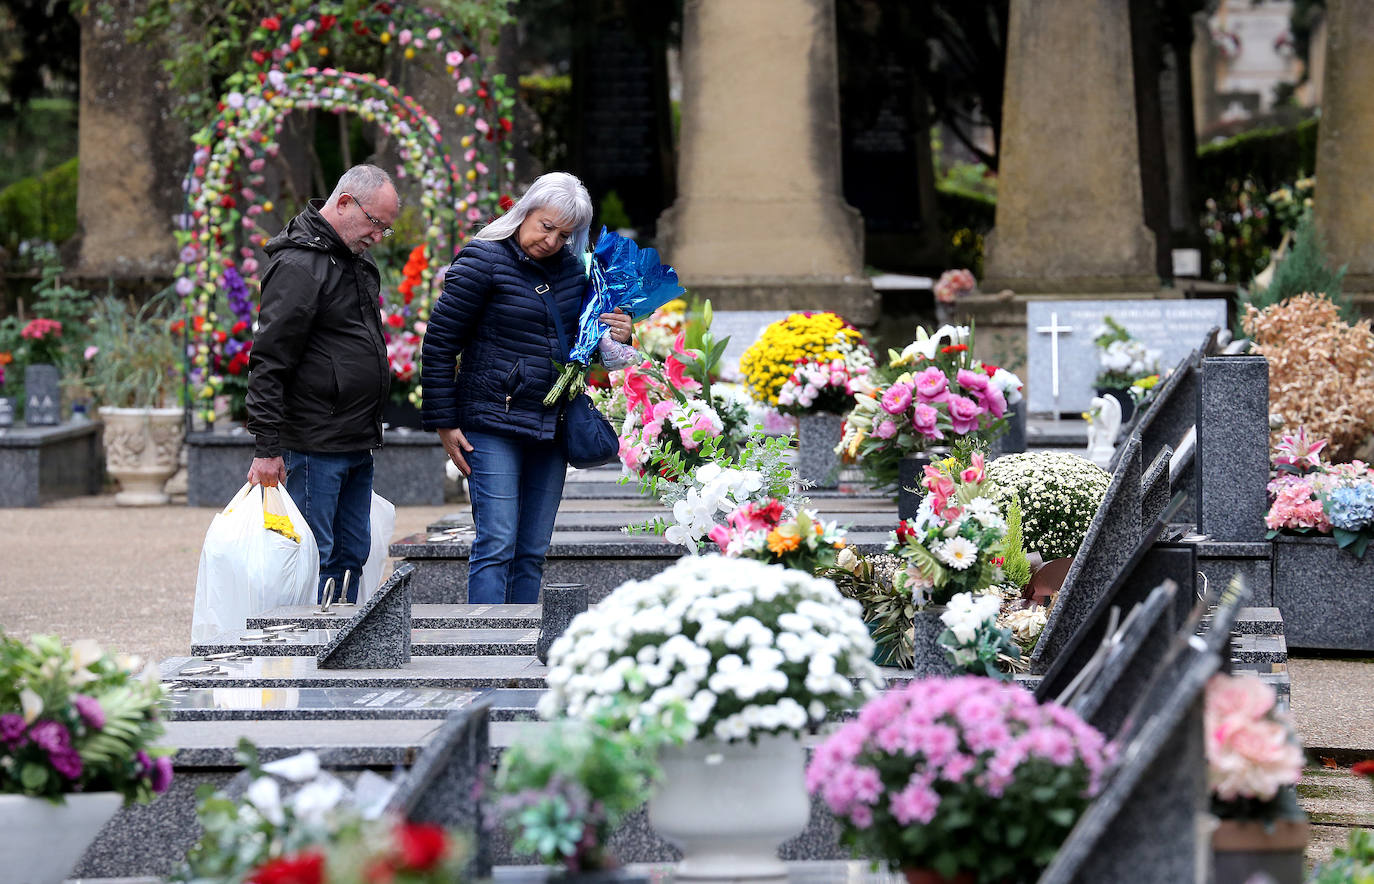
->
[833, 538, 847, 549]
[0, 352, 11, 366]
[766, 530, 800, 555]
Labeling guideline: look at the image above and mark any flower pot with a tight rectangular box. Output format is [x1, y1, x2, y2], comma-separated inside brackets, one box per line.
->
[648, 734, 809, 879]
[903, 868, 976, 884]
[1092, 385, 1135, 424]
[1273, 534, 1374, 652]
[98, 406, 186, 505]
[1211, 818, 1308, 884]
[0, 791, 123, 884]
[910, 607, 959, 678]
[796, 411, 843, 489]
[898, 448, 950, 520]
[23, 363, 61, 426]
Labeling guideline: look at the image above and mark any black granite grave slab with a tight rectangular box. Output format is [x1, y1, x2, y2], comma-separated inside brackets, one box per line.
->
[0, 421, 103, 507]
[163, 686, 486, 721]
[1169, 427, 1197, 525]
[1232, 607, 1284, 635]
[161, 654, 551, 689]
[317, 563, 415, 669]
[1197, 356, 1269, 542]
[250, 603, 542, 630]
[191, 627, 541, 658]
[1139, 445, 1172, 529]
[1110, 341, 1203, 476]
[1032, 438, 1145, 668]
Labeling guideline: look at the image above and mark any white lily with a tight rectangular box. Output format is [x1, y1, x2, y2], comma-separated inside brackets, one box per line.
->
[261, 751, 322, 782]
[19, 688, 43, 724]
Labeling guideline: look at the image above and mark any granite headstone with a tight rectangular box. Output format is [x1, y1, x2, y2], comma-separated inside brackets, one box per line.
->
[1140, 446, 1173, 529]
[1197, 356, 1270, 542]
[537, 583, 589, 664]
[23, 363, 61, 426]
[317, 563, 415, 669]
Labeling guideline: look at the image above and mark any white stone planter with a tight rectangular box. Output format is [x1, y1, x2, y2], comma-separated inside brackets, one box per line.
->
[648, 733, 809, 879]
[98, 407, 185, 505]
[0, 791, 123, 883]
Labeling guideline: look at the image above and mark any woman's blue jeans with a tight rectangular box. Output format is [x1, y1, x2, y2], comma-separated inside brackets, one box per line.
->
[283, 449, 373, 603]
[464, 430, 566, 604]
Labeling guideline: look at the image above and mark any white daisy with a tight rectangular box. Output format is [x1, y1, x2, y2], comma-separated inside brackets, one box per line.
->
[936, 536, 980, 570]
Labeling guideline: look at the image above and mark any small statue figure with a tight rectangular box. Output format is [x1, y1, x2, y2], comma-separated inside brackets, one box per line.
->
[1085, 395, 1122, 469]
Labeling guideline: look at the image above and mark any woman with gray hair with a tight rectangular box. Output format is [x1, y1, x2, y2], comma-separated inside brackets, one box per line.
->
[420, 172, 634, 604]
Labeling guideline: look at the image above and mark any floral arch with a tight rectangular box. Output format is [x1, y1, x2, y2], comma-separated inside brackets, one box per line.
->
[173, 4, 516, 424]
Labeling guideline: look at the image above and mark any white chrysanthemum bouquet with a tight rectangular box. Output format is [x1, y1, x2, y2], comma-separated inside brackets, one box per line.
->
[538, 556, 883, 743]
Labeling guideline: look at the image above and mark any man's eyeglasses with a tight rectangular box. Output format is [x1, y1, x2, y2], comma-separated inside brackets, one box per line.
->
[344, 192, 393, 238]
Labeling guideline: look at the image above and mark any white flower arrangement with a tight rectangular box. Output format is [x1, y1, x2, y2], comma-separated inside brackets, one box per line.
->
[937, 591, 1021, 679]
[984, 451, 1111, 561]
[538, 555, 884, 743]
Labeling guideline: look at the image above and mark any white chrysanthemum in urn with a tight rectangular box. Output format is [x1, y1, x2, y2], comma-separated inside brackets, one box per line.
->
[541, 555, 883, 879]
[539, 554, 882, 741]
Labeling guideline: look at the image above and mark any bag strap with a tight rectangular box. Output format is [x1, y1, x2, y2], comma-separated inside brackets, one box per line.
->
[534, 281, 572, 356]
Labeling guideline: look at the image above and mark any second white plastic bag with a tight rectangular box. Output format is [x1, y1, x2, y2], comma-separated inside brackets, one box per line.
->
[357, 492, 396, 606]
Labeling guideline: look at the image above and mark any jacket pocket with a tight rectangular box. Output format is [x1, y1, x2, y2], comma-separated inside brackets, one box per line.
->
[504, 360, 525, 412]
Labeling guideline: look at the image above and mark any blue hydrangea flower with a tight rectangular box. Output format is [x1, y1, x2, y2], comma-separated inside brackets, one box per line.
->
[1326, 484, 1374, 532]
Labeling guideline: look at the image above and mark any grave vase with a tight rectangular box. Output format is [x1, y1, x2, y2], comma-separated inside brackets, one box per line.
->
[796, 411, 843, 489]
[1211, 817, 1308, 884]
[99, 406, 186, 505]
[0, 791, 123, 884]
[648, 733, 809, 879]
[898, 447, 950, 520]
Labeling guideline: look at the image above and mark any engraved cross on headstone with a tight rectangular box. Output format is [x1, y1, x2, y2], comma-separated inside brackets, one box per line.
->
[1035, 311, 1074, 399]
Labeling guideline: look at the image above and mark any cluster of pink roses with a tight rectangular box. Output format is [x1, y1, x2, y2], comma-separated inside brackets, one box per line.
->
[933, 269, 976, 305]
[872, 364, 1007, 444]
[1204, 672, 1303, 804]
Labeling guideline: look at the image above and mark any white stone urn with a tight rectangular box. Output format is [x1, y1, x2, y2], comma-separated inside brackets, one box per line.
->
[98, 407, 186, 505]
[648, 733, 809, 879]
[0, 791, 123, 883]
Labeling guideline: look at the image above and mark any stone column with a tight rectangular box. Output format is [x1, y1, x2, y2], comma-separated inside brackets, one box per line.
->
[982, 0, 1158, 294]
[75, 0, 187, 278]
[657, 0, 877, 325]
[1314, 0, 1374, 298]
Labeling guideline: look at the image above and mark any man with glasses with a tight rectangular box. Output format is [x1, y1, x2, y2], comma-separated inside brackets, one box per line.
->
[245, 164, 400, 603]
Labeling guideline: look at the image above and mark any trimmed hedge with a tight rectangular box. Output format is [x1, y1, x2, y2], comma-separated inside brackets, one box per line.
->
[1197, 117, 1319, 197]
[0, 157, 79, 249]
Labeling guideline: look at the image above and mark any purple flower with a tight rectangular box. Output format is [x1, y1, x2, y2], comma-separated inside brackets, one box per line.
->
[29, 720, 71, 753]
[135, 750, 153, 774]
[150, 755, 174, 793]
[50, 748, 83, 781]
[0, 713, 27, 748]
[73, 695, 105, 730]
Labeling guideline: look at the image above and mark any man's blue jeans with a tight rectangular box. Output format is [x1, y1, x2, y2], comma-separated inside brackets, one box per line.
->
[465, 430, 566, 604]
[283, 449, 373, 603]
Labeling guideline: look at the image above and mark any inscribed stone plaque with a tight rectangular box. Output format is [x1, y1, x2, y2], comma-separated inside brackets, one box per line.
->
[1025, 300, 1227, 414]
[708, 310, 793, 382]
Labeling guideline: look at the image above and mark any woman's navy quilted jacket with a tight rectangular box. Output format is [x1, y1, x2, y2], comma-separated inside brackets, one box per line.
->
[420, 237, 586, 441]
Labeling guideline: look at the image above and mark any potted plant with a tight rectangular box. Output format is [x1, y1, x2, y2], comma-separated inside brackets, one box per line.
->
[538, 555, 882, 879]
[932, 268, 977, 326]
[738, 311, 874, 489]
[704, 498, 848, 573]
[984, 450, 1111, 564]
[807, 675, 1112, 884]
[79, 291, 186, 505]
[1311, 763, 1374, 883]
[0, 634, 172, 884]
[493, 711, 679, 879]
[1091, 315, 1160, 424]
[885, 453, 1010, 676]
[1204, 672, 1307, 884]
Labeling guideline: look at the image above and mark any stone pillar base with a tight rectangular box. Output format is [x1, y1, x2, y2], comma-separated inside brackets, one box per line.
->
[686, 277, 878, 327]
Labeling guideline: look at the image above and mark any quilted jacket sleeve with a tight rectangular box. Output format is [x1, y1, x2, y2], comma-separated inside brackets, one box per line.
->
[246, 257, 322, 458]
[421, 242, 495, 430]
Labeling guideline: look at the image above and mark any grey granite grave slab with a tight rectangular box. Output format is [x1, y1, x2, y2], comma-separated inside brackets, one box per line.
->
[1231, 634, 1288, 666]
[1232, 607, 1284, 635]
[163, 686, 486, 721]
[538, 583, 588, 664]
[1139, 445, 1173, 529]
[0, 421, 103, 507]
[1169, 427, 1197, 525]
[161, 653, 550, 689]
[317, 562, 415, 669]
[1032, 436, 1144, 667]
[191, 626, 540, 658]
[389, 701, 494, 875]
[1026, 300, 1226, 414]
[1273, 534, 1374, 651]
[1196, 540, 1273, 607]
[250, 603, 542, 630]
[1197, 356, 1269, 542]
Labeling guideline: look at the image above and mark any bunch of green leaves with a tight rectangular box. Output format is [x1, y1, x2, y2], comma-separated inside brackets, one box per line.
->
[493, 706, 688, 871]
[0, 633, 168, 804]
[1311, 829, 1374, 884]
[0, 257, 94, 374]
[937, 609, 1021, 682]
[78, 289, 184, 409]
[1001, 501, 1033, 589]
[820, 552, 911, 667]
[1091, 315, 1132, 351]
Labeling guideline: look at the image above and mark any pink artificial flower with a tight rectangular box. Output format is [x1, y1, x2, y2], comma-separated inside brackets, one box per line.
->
[881, 382, 913, 415]
[1273, 425, 1328, 471]
[977, 382, 1007, 419]
[955, 368, 988, 393]
[1205, 672, 1275, 725]
[913, 367, 948, 402]
[708, 523, 734, 551]
[946, 394, 984, 435]
[960, 452, 985, 484]
[872, 418, 898, 440]
[911, 403, 943, 439]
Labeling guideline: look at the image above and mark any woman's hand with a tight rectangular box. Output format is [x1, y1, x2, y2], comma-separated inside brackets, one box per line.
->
[438, 427, 474, 477]
[599, 308, 634, 344]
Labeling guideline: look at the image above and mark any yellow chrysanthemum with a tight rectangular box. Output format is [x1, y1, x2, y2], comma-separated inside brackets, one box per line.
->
[739, 312, 865, 404]
[263, 513, 301, 543]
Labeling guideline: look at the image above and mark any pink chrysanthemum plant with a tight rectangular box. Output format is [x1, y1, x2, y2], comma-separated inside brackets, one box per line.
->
[1204, 672, 1305, 822]
[807, 676, 1112, 882]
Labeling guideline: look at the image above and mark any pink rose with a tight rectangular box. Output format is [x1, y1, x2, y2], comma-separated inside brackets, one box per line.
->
[945, 394, 983, 435]
[977, 382, 1007, 419]
[956, 369, 988, 392]
[881, 382, 913, 414]
[914, 367, 948, 402]
[1205, 673, 1275, 724]
[872, 419, 898, 440]
[911, 403, 943, 439]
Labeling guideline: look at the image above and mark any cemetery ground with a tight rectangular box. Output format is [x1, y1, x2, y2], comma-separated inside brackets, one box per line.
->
[1, 494, 1372, 870]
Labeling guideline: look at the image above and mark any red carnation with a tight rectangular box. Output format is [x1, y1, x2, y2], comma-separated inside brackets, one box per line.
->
[251, 50, 268, 65]
[387, 314, 405, 329]
[319, 14, 337, 31]
[260, 16, 281, 31]
[396, 823, 447, 871]
[940, 344, 968, 354]
[247, 851, 323, 884]
[895, 519, 918, 542]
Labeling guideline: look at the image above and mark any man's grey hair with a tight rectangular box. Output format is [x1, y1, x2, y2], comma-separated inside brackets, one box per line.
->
[476, 171, 594, 257]
[328, 164, 399, 208]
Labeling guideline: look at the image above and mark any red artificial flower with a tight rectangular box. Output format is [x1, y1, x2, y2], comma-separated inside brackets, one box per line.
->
[247, 852, 323, 884]
[228, 353, 249, 375]
[756, 499, 786, 526]
[251, 50, 268, 65]
[981, 362, 1001, 376]
[396, 823, 448, 871]
[498, 194, 514, 212]
[219, 194, 236, 209]
[260, 16, 281, 32]
[169, 320, 185, 334]
[386, 314, 405, 329]
[1353, 760, 1374, 778]
[193, 316, 207, 333]
[232, 320, 249, 336]
[319, 13, 337, 31]
[213, 330, 228, 343]
[499, 117, 512, 133]
[353, 19, 370, 35]
[289, 36, 303, 52]
[375, 1, 393, 12]
[895, 519, 917, 543]
[940, 344, 968, 354]
[364, 859, 396, 884]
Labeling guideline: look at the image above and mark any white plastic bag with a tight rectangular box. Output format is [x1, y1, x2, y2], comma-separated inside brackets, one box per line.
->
[357, 493, 396, 606]
[191, 483, 320, 642]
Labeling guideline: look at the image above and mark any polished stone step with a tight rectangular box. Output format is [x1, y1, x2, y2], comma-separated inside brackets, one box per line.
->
[249, 603, 541, 630]
[1232, 606, 1285, 635]
[1231, 633, 1288, 666]
[162, 653, 550, 689]
[162, 685, 543, 722]
[189, 627, 539, 658]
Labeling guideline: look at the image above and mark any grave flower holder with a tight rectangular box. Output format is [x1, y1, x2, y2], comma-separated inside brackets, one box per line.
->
[1272, 534, 1374, 651]
[796, 411, 843, 489]
[1211, 816, 1309, 884]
